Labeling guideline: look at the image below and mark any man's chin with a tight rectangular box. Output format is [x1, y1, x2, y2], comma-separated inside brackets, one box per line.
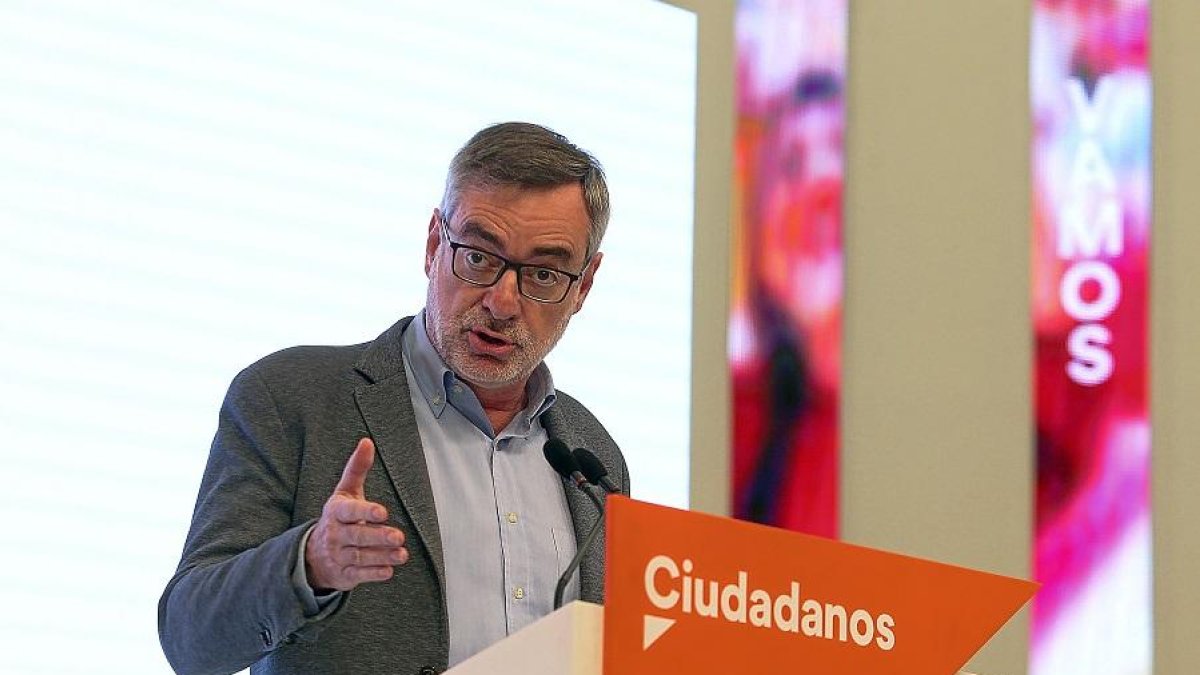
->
[449, 353, 527, 390]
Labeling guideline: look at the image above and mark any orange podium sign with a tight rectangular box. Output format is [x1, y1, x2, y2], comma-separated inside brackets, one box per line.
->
[603, 497, 1036, 675]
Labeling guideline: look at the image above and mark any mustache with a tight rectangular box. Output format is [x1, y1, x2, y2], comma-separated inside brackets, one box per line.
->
[459, 309, 528, 346]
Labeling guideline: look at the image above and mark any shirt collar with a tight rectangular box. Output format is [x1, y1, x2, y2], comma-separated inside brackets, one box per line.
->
[402, 310, 557, 434]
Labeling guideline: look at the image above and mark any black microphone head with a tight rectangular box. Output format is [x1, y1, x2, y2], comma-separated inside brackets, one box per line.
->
[543, 438, 581, 480]
[573, 447, 609, 485]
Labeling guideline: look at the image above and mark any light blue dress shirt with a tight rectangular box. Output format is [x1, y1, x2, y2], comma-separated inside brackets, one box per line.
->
[402, 312, 579, 665]
[292, 311, 579, 667]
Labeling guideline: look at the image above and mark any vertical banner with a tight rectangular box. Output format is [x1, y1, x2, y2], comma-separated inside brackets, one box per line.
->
[1031, 2, 1152, 674]
[730, 0, 847, 536]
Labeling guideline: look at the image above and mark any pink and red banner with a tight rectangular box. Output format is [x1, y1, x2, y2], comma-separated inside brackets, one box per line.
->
[730, 0, 847, 537]
[1031, 2, 1152, 674]
[732, 1, 1152, 669]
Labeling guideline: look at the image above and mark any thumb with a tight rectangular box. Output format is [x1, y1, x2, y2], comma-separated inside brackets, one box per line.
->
[334, 437, 376, 497]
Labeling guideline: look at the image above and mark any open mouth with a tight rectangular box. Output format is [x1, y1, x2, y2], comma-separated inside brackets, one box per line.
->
[474, 330, 509, 346]
[467, 327, 517, 356]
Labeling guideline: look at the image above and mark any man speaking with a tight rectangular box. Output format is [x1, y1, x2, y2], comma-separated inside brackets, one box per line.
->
[159, 122, 630, 675]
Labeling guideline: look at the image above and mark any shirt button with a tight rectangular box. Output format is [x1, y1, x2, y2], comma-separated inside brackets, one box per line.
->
[506, 512, 518, 524]
[452, 384, 463, 394]
[432, 394, 443, 405]
[513, 586, 525, 600]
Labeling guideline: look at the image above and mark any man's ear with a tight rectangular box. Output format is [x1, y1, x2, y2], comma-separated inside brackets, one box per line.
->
[572, 252, 603, 315]
[424, 210, 441, 277]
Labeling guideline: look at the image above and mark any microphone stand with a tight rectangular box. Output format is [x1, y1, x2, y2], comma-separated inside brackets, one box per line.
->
[554, 483, 605, 610]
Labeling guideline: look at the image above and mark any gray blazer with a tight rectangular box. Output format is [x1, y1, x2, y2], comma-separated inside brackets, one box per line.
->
[158, 317, 629, 675]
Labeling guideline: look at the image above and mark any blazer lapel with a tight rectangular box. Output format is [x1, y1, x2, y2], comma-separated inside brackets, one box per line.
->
[353, 317, 446, 598]
[541, 407, 605, 603]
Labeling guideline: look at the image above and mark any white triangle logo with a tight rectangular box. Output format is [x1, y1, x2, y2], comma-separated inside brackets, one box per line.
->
[642, 614, 676, 650]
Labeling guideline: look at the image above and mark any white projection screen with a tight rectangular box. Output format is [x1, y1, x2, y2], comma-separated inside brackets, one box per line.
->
[0, 1, 696, 672]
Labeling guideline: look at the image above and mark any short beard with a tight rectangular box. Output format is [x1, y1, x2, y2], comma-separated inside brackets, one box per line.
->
[425, 299, 571, 392]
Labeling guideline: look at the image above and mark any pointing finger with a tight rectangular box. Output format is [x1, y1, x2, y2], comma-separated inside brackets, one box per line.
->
[334, 437, 375, 498]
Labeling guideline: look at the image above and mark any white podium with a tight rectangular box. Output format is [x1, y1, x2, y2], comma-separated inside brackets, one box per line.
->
[445, 600, 984, 675]
[447, 601, 603, 675]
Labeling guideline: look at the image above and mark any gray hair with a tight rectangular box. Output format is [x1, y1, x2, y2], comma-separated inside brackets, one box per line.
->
[439, 122, 610, 259]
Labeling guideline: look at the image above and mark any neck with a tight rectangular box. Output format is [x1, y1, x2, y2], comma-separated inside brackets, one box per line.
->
[471, 382, 528, 434]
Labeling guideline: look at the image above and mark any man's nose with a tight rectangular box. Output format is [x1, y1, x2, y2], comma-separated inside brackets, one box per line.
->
[482, 268, 521, 320]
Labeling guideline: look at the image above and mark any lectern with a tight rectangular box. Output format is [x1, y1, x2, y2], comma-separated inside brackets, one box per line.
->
[447, 601, 992, 675]
[448, 497, 1034, 675]
[447, 601, 602, 675]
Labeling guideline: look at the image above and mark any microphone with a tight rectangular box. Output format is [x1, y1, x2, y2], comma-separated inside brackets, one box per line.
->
[543, 438, 589, 489]
[543, 438, 605, 610]
[573, 448, 620, 494]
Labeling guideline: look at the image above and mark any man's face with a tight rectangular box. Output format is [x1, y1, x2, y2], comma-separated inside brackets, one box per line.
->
[424, 183, 601, 396]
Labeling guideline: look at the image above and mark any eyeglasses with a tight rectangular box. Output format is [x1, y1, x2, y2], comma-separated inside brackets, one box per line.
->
[439, 219, 588, 304]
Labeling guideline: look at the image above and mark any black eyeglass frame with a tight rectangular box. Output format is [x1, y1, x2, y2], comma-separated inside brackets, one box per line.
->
[439, 218, 590, 304]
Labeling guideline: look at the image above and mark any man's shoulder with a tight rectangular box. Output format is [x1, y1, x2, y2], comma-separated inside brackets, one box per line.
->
[231, 317, 414, 399]
[546, 389, 622, 454]
[245, 341, 369, 381]
[249, 341, 371, 376]
[548, 389, 630, 494]
[549, 389, 602, 429]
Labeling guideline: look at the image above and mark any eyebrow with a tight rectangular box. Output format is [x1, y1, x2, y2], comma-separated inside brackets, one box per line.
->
[528, 244, 575, 263]
[457, 221, 505, 250]
[457, 221, 577, 265]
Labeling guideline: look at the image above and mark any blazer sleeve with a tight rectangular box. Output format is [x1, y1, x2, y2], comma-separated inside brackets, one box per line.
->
[158, 366, 346, 675]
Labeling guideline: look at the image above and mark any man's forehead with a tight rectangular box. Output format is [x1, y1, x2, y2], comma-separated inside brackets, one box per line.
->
[451, 185, 589, 244]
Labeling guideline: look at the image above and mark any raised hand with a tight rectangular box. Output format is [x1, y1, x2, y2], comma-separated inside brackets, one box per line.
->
[304, 438, 409, 592]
